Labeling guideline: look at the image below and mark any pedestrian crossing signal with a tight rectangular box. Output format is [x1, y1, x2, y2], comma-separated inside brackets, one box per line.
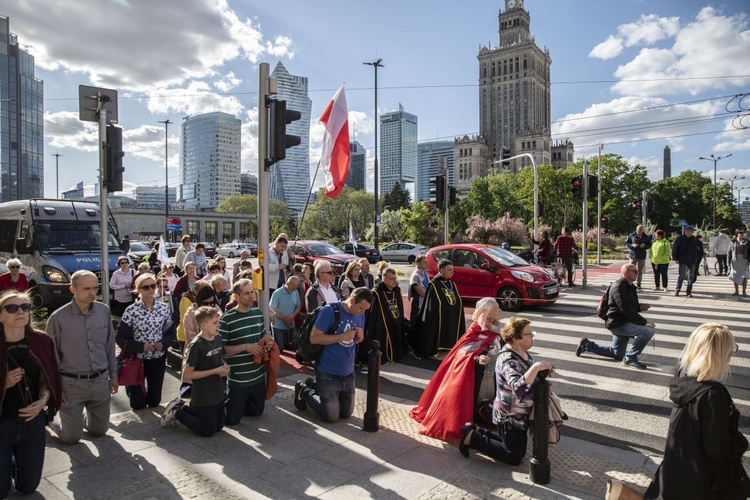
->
[571, 176, 583, 199]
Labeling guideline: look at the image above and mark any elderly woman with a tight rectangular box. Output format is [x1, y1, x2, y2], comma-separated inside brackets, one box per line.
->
[116, 274, 176, 410]
[458, 317, 554, 465]
[339, 261, 363, 299]
[632, 324, 749, 500]
[173, 261, 198, 300]
[648, 229, 671, 291]
[531, 230, 553, 266]
[0, 259, 28, 293]
[410, 297, 503, 440]
[728, 228, 748, 296]
[0, 291, 61, 498]
[109, 256, 135, 317]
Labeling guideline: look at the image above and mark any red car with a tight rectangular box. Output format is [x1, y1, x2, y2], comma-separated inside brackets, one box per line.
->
[289, 240, 352, 276]
[425, 244, 559, 311]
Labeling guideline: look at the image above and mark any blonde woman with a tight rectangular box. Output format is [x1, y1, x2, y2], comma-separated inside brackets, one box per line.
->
[339, 261, 362, 299]
[373, 260, 390, 286]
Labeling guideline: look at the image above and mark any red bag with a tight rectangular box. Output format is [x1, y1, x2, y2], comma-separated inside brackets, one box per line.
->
[118, 355, 144, 387]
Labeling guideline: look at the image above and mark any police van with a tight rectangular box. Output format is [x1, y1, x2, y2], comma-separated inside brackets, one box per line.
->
[0, 199, 125, 309]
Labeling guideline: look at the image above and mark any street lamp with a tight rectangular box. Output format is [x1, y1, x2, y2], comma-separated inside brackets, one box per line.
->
[158, 119, 172, 240]
[363, 58, 384, 248]
[719, 175, 745, 208]
[737, 186, 748, 214]
[51, 153, 62, 199]
[699, 153, 732, 229]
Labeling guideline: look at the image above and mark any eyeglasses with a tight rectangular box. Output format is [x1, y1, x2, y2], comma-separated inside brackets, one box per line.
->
[3, 303, 31, 313]
[734, 343, 740, 353]
[201, 300, 215, 306]
[139, 283, 157, 291]
[8, 265, 20, 269]
[321, 271, 334, 275]
[521, 331, 536, 338]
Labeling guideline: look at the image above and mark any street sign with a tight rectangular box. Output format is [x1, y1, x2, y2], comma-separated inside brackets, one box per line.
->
[78, 85, 118, 123]
[678, 219, 688, 227]
[376, 214, 381, 224]
[166, 217, 181, 232]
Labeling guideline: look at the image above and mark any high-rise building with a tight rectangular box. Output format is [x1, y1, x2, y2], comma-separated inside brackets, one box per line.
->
[453, 136, 488, 195]
[135, 186, 176, 207]
[179, 112, 241, 210]
[380, 104, 417, 196]
[269, 62, 312, 216]
[551, 140, 575, 170]
[0, 16, 44, 202]
[346, 141, 366, 191]
[478, 0, 555, 170]
[417, 141, 454, 202]
[241, 172, 258, 196]
[663, 145, 671, 179]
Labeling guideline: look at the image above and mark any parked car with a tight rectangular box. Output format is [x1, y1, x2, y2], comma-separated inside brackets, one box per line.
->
[198, 242, 217, 258]
[217, 243, 255, 258]
[339, 242, 382, 264]
[379, 242, 427, 264]
[127, 241, 151, 265]
[164, 242, 180, 257]
[425, 244, 559, 311]
[289, 240, 352, 276]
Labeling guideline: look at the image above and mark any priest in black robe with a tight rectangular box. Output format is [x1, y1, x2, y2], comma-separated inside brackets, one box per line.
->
[366, 267, 406, 364]
[410, 259, 465, 358]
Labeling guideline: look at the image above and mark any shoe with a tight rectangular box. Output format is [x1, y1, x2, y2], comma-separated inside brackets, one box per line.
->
[622, 358, 647, 370]
[459, 422, 476, 458]
[686, 294, 692, 298]
[360, 365, 369, 375]
[637, 285, 642, 290]
[653, 287, 661, 291]
[294, 381, 307, 411]
[674, 291, 679, 297]
[161, 397, 183, 428]
[575, 337, 589, 357]
[605, 479, 623, 500]
[568, 283, 576, 287]
[731, 292, 739, 296]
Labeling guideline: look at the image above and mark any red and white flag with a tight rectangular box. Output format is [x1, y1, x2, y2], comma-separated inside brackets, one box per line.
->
[319, 85, 350, 199]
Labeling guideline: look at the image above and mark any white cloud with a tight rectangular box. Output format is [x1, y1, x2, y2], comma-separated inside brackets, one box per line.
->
[589, 36, 624, 60]
[213, 72, 242, 93]
[590, 14, 680, 60]
[147, 81, 245, 117]
[625, 155, 661, 180]
[240, 107, 259, 176]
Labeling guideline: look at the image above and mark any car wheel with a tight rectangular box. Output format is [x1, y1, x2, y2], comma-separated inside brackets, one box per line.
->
[228, 252, 234, 258]
[29, 285, 44, 309]
[407, 255, 416, 264]
[497, 286, 523, 312]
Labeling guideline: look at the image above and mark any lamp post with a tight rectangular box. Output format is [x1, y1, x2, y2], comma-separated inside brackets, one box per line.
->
[597, 143, 603, 265]
[719, 175, 745, 209]
[699, 153, 732, 229]
[737, 186, 748, 214]
[51, 153, 62, 199]
[363, 58, 384, 248]
[158, 119, 172, 241]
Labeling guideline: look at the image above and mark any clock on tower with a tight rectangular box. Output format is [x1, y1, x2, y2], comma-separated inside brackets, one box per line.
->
[506, 0, 523, 9]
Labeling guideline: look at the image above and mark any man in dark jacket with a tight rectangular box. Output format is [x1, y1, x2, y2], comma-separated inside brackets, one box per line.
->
[672, 225, 699, 297]
[625, 224, 651, 289]
[575, 264, 655, 369]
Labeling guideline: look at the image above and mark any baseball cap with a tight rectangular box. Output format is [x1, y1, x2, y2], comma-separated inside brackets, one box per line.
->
[684, 225, 695, 231]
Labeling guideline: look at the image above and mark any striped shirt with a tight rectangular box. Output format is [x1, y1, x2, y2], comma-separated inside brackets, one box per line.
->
[219, 307, 264, 388]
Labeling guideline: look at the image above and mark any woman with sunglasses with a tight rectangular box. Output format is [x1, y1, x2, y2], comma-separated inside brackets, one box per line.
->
[109, 256, 135, 317]
[182, 284, 221, 347]
[0, 291, 61, 497]
[116, 274, 176, 410]
[0, 258, 29, 293]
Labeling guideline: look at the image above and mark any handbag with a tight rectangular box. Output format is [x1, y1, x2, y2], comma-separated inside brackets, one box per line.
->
[117, 341, 145, 387]
[529, 389, 568, 446]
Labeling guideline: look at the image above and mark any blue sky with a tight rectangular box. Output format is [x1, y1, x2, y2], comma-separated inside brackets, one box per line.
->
[5, 0, 750, 202]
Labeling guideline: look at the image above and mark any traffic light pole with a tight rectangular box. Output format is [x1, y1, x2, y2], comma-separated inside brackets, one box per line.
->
[642, 190, 648, 229]
[597, 144, 603, 265]
[493, 153, 538, 253]
[258, 62, 271, 333]
[440, 158, 449, 244]
[581, 162, 588, 289]
[97, 99, 109, 306]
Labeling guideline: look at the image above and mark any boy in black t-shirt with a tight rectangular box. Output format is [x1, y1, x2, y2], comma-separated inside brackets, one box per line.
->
[161, 306, 229, 436]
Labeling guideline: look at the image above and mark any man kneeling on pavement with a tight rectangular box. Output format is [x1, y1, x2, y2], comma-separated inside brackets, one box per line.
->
[576, 263, 655, 370]
[294, 287, 373, 423]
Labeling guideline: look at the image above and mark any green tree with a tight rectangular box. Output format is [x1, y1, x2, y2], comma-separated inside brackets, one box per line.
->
[381, 182, 412, 211]
[298, 188, 374, 242]
[379, 209, 405, 243]
[215, 195, 292, 239]
[400, 201, 437, 246]
[596, 155, 651, 235]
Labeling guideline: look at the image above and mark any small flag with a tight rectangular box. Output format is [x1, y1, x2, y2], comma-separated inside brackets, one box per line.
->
[158, 235, 170, 265]
[349, 222, 357, 249]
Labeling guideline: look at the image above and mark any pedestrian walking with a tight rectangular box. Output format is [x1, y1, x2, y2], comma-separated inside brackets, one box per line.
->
[648, 230, 671, 291]
[715, 230, 731, 276]
[553, 227, 576, 286]
[625, 225, 651, 289]
[672, 225, 699, 297]
[728, 228, 748, 296]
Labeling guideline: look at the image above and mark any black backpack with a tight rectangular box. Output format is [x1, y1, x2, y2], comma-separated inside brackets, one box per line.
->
[597, 284, 611, 321]
[295, 302, 341, 364]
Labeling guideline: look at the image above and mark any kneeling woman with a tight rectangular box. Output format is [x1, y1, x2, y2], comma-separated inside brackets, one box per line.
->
[459, 317, 554, 465]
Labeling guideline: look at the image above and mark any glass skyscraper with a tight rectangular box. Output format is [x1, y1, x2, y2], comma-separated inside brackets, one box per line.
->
[269, 62, 311, 216]
[0, 16, 44, 202]
[179, 112, 241, 209]
[346, 141, 366, 191]
[417, 141, 454, 203]
[380, 104, 417, 196]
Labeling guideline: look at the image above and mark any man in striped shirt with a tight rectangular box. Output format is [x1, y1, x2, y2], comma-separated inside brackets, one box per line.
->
[219, 279, 267, 425]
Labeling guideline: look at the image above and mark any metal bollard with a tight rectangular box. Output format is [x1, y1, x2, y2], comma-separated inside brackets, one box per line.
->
[363, 340, 381, 432]
[529, 370, 550, 485]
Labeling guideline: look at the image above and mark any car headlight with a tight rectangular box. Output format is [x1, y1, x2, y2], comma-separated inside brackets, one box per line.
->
[42, 265, 70, 283]
[511, 270, 534, 282]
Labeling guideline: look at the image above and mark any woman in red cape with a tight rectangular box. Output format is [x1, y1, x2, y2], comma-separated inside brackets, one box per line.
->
[410, 297, 503, 440]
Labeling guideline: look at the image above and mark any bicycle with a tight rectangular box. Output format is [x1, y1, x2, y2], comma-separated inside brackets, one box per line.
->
[550, 257, 576, 286]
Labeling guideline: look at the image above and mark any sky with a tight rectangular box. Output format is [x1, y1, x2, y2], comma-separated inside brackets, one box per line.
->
[4, 0, 750, 204]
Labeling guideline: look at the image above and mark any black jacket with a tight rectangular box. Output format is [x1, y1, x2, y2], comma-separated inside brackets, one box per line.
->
[605, 277, 646, 330]
[645, 373, 750, 499]
[672, 234, 699, 266]
[625, 231, 652, 260]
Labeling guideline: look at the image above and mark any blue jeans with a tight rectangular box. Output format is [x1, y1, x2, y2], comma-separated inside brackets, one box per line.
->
[272, 326, 294, 353]
[0, 413, 47, 498]
[302, 370, 355, 423]
[588, 323, 655, 362]
[676, 263, 695, 294]
[225, 383, 265, 425]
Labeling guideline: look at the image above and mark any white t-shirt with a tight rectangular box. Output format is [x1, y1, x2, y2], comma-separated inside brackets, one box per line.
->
[319, 283, 339, 304]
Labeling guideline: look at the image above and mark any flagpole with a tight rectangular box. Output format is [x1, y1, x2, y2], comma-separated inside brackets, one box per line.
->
[293, 158, 323, 247]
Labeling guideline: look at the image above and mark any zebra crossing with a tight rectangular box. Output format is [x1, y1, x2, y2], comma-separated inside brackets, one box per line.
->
[381, 281, 750, 456]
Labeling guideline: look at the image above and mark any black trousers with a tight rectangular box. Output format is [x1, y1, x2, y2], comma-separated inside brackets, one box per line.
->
[652, 263, 668, 288]
[177, 401, 225, 437]
[127, 356, 167, 410]
[469, 421, 528, 466]
[717, 254, 728, 275]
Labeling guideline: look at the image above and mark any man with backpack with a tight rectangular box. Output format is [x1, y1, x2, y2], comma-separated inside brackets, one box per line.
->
[294, 287, 373, 423]
[575, 264, 655, 370]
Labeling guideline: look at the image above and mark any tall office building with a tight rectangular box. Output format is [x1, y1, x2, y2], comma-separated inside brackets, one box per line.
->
[240, 172, 258, 196]
[478, 0, 553, 170]
[179, 112, 241, 210]
[269, 62, 312, 216]
[417, 140, 454, 202]
[346, 141, 366, 191]
[0, 16, 44, 202]
[380, 104, 417, 196]
[135, 186, 176, 207]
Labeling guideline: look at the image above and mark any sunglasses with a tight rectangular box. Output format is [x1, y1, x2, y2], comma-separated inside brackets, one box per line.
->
[140, 283, 157, 291]
[201, 300, 215, 306]
[8, 266, 20, 269]
[3, 303, 31, 313]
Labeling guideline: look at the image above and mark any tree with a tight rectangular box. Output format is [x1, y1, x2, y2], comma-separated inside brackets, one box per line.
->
[297, 188, 374, 242]
[400, 202, 437, 246]
[379, 209, 405, 243]
[381, 182, 412, 211]
[215, 195, 292, 239]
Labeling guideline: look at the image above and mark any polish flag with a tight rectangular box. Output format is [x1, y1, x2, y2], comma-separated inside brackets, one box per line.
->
[319, 85, 350, 199]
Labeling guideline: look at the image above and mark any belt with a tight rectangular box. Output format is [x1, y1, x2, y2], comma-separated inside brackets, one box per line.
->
[60, 369, 108, 380]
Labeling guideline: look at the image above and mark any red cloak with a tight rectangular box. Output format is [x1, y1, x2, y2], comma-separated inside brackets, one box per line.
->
[409, 321, 500, 440]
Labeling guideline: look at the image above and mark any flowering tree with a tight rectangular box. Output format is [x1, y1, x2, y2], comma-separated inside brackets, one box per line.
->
[494, 213, 530, 246]
[465, 215, 497, 244]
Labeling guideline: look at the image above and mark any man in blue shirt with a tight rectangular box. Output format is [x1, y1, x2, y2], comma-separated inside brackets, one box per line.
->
[294, 287, 373, 423]
[269, 275, 302, 352]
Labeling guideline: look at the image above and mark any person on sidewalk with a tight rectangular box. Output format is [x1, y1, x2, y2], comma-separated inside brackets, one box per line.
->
[46, 271, 119, 444]
[304, 260, 341, 312]
[267, 236, 290, 298]
[648, 230, 671, 291]
[161, 306, 229, 437]
[0, 258, 29, 293]
[715, 230, 731, 276]
[174, 234, 194, 276]
[366, 267, 406, 364]
[672, 225, 698, 297]
[184, 243, 208, 279]
[269, 275, 302, 352]
[553, 227, 576, 286]
[294, 287, 372, 423]
[625, 225, 651, 289]
[728, 228, 748, 296]
[458, 317, 554, 465]
[576, 264, 655, 370]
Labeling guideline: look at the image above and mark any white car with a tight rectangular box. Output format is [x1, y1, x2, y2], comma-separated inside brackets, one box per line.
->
[379, 242, 428, 263]
[217, 243, 253, 258]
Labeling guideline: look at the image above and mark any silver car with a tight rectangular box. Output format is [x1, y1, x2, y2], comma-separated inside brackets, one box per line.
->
[217, 243, 252, 258]
[379, 242, 428, 263]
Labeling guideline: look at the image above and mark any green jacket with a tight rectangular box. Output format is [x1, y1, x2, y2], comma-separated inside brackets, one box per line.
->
[649, 238, 671, 265]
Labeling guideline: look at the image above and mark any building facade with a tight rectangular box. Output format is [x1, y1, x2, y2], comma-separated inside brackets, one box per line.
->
[179, 112, 241, 210]
[478, 0, 553, 170]
[453, 136, 489, 195]
[0, 16, 44, 202]
[269, 62, 312, 216]
[417, 140, 454, 202]
[240, 172, 258, 196]
[380, 104, 417, 196]
[346, 141, 366, 191]
[551, 139, 575, 170]
[135, 186, 177, 207]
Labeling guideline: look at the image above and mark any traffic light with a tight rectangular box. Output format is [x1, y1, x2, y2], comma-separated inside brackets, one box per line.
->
[429, 175, 446, 210]
[634, 199, 642, 216]
[105, 124, 124, 192]
[571, 176, 583, 199]
[449, 186, 457, 206]
[538, 202, 545, 217]
[587, 175, 598, 199]
[501, 147, 511, 167]
[646, 198, 654, 215]
[267, 99, 302, 168]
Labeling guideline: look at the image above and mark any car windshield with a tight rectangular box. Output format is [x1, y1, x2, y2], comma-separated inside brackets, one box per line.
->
[483, 247, 530, 268]
[308, 243, 345, 256]
[34, 221, 120, 252]
[130, 242, 150, 252]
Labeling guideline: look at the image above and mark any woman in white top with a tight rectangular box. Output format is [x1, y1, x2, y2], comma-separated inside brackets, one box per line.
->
[110, 256, 134, 317]
[161, 262, 178, 292]
[213, 256, 233, 287]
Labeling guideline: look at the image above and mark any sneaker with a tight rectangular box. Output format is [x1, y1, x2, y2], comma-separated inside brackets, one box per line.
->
[294, 381, 307, 411]
[568, 283, 576, 287]
[653, 287, 661, 291]
[575, 337, 589, 357]
[161, 397, 183, 428]
[674, 291, 680, 297]
[686, 293, 693, 298]
[360, 365, 369, 375]
[622, 358, 647, 370]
